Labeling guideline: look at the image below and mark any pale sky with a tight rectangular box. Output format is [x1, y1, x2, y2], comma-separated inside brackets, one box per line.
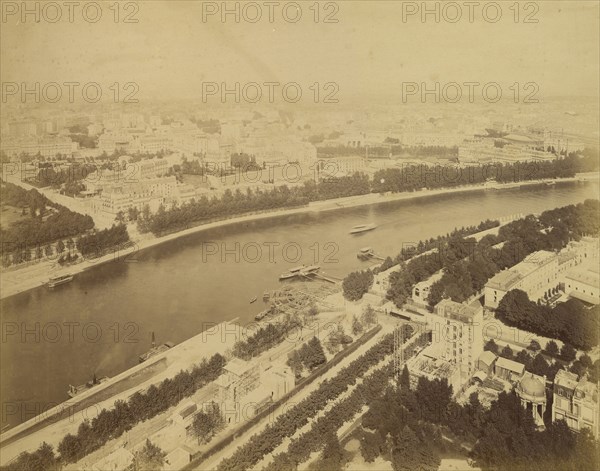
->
[1, 1, 599, 102]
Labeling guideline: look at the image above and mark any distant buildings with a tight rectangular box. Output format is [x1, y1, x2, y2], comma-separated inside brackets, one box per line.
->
[318, 155, 367, 177]
[1, 136, 76, 158]
[552, 370, 599, 438]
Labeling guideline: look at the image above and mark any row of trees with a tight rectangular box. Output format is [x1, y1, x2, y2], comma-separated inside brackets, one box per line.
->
[76, 224, 131, 258]
[381, 220, 500, 307]
[371, 151, 598, 194]
[135, 151, 597, 237]
[232, 314, 303, 360]
[4, 354, 226, 469]
[216, 334, 396, 471]
[496, 290, 599, 351]
[260, 328, 432, 471]
[1, 182, 94, 251]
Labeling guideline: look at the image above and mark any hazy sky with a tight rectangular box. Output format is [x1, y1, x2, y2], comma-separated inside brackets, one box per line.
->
[1, 1, 599, 103]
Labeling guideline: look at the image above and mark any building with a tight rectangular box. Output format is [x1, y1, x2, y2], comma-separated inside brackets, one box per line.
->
[89, 176, 179, 215]
[431, 299, 484, 380]
[97, 132, 131, 154]
[516, 372, 547, 428]
[412, 271, 444, 307]
[494, 357, 525, 383]
[318, 155, 367, 177]
[563, 263, 600, 305]
[484, 250, 559, 309]
[477, 350, 498, 376]
[552, 370, 599, 438]
[1, 136, 75, 158]
[172, 401, 197, 427]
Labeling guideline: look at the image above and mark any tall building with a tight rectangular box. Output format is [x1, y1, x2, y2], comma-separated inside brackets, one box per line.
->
[552, 370, 599, 438]
[431, 299, 484, 381]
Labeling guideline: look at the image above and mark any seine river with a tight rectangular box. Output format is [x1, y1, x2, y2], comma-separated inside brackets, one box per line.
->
[1, 181, 598, 429]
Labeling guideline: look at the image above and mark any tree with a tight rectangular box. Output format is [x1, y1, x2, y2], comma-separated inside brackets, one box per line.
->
[192, 402, 223, 444]
[529, 339, 541, 352]
[399, 364, 410, 391]
[529, 354, 549, 378]
[501, 345, 514, 360]
[484, 339, 499, 354]
[545, 340, 559, 357]
[361, 305, 377, 327]
[132, 439, 166, 471]
[560, 343, 577, 362]
[579, 354, 593, 369]
[352, 315, 364, 336]
[343, 269, 374, 301]
[56, 240, 65, 253]
[317, 432, 346, 471]
[115, 211, 126, 225]
[287, 350, 303, 378]
[359, 430, 381, 463]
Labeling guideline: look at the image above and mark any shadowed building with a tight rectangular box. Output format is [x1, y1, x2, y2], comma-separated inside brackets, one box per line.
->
[552, 370, 599, 438]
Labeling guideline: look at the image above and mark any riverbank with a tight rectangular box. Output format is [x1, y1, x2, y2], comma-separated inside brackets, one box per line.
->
[1, 173, 597, 300]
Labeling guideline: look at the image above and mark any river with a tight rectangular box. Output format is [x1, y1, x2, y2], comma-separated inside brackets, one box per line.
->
[1, 181, 598, 429]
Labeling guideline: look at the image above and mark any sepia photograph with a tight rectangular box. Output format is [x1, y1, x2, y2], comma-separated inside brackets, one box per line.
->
[0, 1, 599, 470]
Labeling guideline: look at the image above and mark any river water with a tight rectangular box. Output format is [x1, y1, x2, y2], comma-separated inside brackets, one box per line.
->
[1, 181, 598, 429]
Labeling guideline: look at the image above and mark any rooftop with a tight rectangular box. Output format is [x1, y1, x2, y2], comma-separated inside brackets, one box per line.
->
[518, 372, 546, 398]
[478, 350, 497, 366]
[495, 357, 525, 374]
[565, 265, 600, 288]
[486, 250, 557, 290]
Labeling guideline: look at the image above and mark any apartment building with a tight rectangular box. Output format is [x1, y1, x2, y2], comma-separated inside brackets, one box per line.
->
[552, 370, 599, 438]
[431, 299, 484, 379]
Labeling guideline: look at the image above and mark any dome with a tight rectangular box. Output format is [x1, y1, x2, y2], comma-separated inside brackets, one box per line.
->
[518, 374, 545, 398]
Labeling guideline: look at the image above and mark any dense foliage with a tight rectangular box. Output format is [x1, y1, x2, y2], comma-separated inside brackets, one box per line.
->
[192, 402, 225, 444]
[287, 337, 327, 377]
[342, 269, 374, 301]
[232, 314, 302, 360]
[1, 182, 94, 251]
[427, 199, 599, 307]
[357, 374, 598, 471]
[496, 290, 599, 350]
[76, 224, 131, 258]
